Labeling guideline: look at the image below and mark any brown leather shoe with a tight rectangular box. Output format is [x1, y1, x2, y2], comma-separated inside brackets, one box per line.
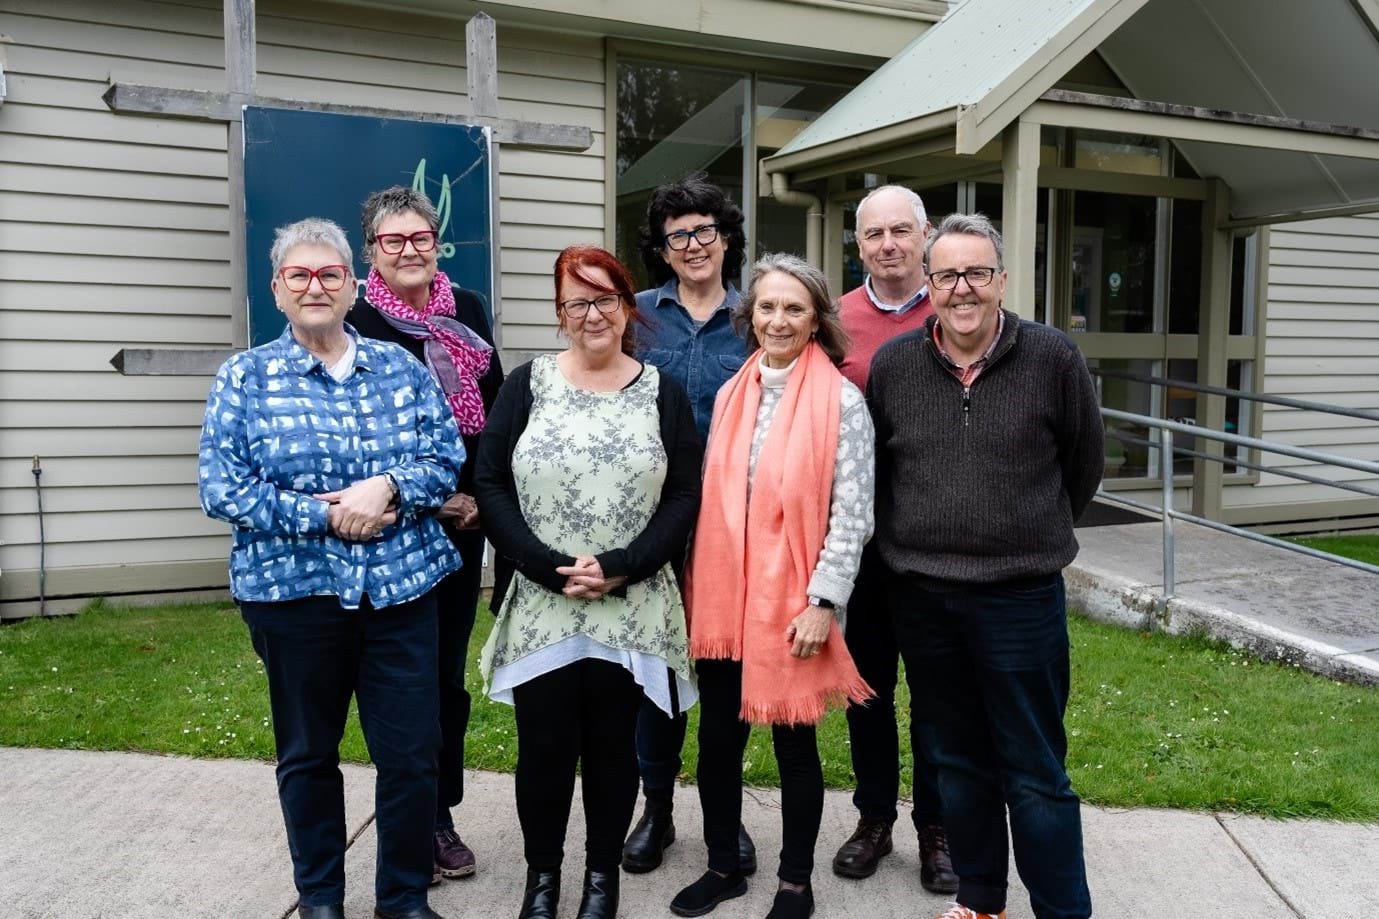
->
[831, 818, 893, 879]
[919, 820, 959, 894]
[433, 828, 476, 879]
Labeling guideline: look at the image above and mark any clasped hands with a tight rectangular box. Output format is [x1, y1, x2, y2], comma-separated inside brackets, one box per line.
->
[556, 556, 627, 600]
[315, 475, 396, 541]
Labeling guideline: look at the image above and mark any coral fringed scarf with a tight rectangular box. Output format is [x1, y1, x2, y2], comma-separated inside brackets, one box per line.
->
[686, 343, 873, 726]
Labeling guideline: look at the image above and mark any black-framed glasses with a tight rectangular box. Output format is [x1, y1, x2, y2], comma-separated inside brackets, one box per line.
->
[374, 231, 438, 255]
[279, 265, 350, 292]
[663, 223, 719, 251]
[559, 294, 624, 319]
[929, 266, 998, 290]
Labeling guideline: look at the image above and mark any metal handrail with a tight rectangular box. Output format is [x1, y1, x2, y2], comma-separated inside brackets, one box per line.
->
[1095, 407, 1379, 598]
[1091, 367, 1379, 422]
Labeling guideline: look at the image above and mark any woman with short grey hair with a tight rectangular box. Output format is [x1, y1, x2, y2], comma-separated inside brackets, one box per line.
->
[347, 185, 504, 883]
[200, 217, 463, 919]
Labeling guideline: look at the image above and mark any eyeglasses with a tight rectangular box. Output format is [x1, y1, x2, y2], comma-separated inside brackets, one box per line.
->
[374, 231, 438, 255]
[663, 223, 720, 251]
[559, 294, 624, 319]
[929, 267, 998, 290]
[279, 265, 350, 292]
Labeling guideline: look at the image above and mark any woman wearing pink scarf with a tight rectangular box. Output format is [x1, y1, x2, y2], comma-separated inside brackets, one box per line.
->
[347, 186, 504, 885]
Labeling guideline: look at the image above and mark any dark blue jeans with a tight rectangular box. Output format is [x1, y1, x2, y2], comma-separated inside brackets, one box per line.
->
[635, 686, 688, 794]
[889, 573, 1092, 919]
[435, 529, 484, 829]
[843, 545, 943, 828]
[242, 591, 440, 914]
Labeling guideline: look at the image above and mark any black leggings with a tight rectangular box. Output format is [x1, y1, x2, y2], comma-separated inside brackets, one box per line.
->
[512, 658, 642, 872]
[695, 659, 823, 885]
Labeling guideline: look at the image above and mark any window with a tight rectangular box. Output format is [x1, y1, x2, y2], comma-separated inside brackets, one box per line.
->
[614, 58, 851, 288]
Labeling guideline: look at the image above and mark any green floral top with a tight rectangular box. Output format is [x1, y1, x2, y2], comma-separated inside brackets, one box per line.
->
[480, 355, 696, 713]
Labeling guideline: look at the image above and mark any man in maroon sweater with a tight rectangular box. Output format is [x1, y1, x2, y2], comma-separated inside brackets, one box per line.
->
[831, 185, 956, 894]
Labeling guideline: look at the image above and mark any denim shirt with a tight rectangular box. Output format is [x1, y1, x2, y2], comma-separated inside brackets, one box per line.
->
[199, 325, 464, 609]
[634, 278, 748, 442]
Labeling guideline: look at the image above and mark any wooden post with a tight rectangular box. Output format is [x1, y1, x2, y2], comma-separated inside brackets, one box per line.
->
[467, 12, 503, 350]
[1191, 178, 1231, 519]
[1001, 118, 1040, 319]
[224, 0, 255, 350]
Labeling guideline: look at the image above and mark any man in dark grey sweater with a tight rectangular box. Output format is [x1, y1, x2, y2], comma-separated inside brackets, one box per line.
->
[867, 213, 1103, 919]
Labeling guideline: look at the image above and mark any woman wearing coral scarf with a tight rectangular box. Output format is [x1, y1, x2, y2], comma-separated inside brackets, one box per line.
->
[671, 254, 876, 919]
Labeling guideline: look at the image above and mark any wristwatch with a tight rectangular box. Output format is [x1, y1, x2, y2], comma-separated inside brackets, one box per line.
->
[382, 472, 400, 497]
[808, 596, 836, 610]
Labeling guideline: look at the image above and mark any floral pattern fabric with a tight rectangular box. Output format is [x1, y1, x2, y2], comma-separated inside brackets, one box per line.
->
[480, 355, 692, 688]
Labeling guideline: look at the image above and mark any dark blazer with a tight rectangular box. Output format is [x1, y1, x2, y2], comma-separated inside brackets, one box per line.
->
[474, 359, 703, 608]
[347, 288, 504, 496]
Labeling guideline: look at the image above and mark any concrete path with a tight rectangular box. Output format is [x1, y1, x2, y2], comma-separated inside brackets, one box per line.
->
[3, 747, 1377, 918]
[1068, 515, 1379, 685]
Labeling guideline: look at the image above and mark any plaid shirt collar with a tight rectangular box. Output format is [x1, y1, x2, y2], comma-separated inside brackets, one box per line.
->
[932, 309, 1006, 386]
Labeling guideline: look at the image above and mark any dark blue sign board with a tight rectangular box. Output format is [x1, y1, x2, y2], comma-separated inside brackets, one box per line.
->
[243, 106, 495, 346]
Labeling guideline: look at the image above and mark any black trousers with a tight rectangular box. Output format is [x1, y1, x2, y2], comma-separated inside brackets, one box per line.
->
[695, 659, 822, 886]
[843, 546, 943, 828]
[512, 658, 642, 872]
[241, 591, 439, 914]
[435, 528, 484, 828]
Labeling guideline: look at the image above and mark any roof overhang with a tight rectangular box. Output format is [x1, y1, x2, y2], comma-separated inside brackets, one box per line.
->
[763, 0, 1379, 226]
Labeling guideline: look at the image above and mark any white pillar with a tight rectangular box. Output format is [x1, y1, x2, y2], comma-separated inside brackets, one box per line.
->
[1192, 178, 1231, 519]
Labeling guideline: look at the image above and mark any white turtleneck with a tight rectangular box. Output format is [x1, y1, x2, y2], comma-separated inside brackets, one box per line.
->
[745, 352, 875, 617]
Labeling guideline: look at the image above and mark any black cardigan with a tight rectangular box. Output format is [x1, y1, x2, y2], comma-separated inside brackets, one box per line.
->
[346, 289, 504, 495]
[475, 358, 704, 606]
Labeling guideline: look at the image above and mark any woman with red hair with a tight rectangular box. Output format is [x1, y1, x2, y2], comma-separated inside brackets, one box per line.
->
[475, 246, 703, 919]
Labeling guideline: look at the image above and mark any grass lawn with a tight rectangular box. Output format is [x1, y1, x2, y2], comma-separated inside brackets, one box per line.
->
[2, 599, 1376, 821]
[1289, 533, 1379, 567]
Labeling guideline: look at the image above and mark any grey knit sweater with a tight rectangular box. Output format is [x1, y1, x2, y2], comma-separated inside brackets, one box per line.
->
[867, 310, 1104, 584]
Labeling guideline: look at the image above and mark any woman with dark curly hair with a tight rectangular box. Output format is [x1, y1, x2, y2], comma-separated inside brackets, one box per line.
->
[622, 172, 755, 877]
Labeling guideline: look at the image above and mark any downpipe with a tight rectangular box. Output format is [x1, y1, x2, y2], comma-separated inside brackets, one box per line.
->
[769, 172, 823, 267]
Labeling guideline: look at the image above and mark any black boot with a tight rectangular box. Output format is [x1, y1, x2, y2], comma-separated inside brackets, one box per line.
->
[737, 823, 757, 876]
[518, 868, 560, 919]
[575, 868, 619, 919]
[621, 789, 675, 873]
[764, 882, 814, 919]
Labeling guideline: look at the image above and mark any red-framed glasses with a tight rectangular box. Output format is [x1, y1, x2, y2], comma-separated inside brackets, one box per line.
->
[374, 231, 438, 254]
[278, 265, 350, 292]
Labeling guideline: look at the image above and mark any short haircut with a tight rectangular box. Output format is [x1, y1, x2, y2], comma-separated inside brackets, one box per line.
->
[856, 184, 927, 229]
[638, 171, 747, 288]
[269, 218, 352, 275]
[359, 186, 441, 263]
[553, 245, 646, 356]
[734, 253, 849, 367]
[924, 212, 1005, 271]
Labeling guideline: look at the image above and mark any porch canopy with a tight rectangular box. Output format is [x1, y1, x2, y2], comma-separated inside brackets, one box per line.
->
[763, 0, 1379, 305]
[761, 0, 1379, 517]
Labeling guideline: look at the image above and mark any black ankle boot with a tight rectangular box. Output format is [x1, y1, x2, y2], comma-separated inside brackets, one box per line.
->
[621, 789, 675, 873]
[518, 868, 560, 919]
[575, 868, 619, 919]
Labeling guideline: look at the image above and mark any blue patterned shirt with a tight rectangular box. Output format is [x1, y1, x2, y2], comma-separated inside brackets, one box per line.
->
[199, 325, 464, 609]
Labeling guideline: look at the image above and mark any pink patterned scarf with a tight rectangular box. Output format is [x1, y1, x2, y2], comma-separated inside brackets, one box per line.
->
[366, 268, 493, 435]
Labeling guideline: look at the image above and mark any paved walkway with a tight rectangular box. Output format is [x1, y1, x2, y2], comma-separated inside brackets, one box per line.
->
[1069, 513, 1379, 685]
[2, 746, 1377, 918]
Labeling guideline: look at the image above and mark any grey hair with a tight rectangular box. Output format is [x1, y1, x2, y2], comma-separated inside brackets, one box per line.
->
[733, 252, 850, 366]
[856, 184, 927, 230]
[269, 217, 353, 275]
[924, 212, 1005, 271]
[360, 185, 441, 263]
